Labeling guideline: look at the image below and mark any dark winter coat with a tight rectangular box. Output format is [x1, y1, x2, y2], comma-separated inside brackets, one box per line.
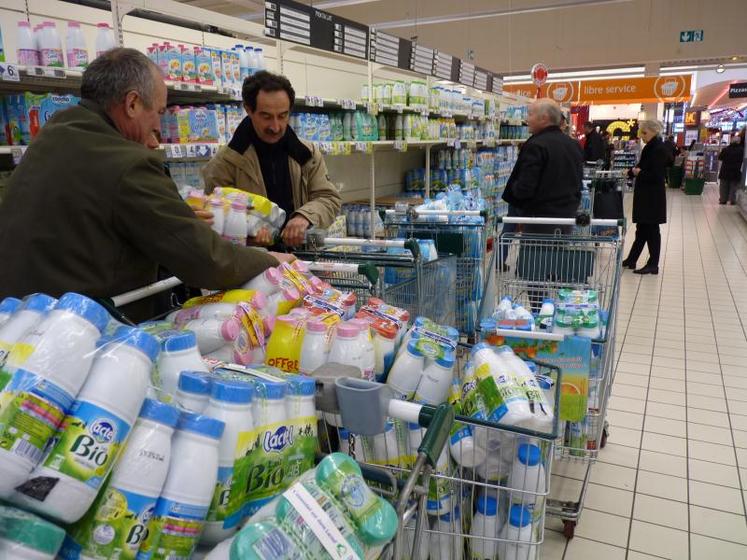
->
[632, 135, 668, 224]
[718, 142, 745, 181]
[583, 129, 606, 162]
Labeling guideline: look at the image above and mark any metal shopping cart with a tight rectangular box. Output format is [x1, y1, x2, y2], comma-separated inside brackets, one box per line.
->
[492, 215, 625, 538]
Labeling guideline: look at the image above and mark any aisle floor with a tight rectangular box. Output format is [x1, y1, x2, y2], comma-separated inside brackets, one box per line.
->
[543, 183, 747, 560]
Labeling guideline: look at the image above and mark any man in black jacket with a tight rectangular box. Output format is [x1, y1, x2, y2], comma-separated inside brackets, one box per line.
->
[718, 133, 745, 205]
[502, 98, 583, 222]
[583, 122, 605, 163]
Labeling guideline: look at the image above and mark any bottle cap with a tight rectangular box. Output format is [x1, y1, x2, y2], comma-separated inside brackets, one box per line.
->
[96, 22, 110, 28]
[211, 378, 253, 404]
[435, 352, 455, 369]
[230, 200, 247, 210]
[161, 330, 197, 352]
[178, 371, 211, 396]
[252, 378, 287, 401]
[508, 504, 532, 528]
[306, 320, 328, 333]
[475, 495, 497, 516]
[56, 293, 109, 334]
[177, 411, 225, 440]
[21, 293, 57, 314]
[264, 267, 282, 285]
[287, 375, 316, 397]
[471, 341, 492, 355]
[221, 318, 241, 341]
[0, 297, 22, 316]
[110, 326, 161, 363]
[517, 443, 542, 467]
[438, 506, 461, 523]
[281, 286, 301, 301]
[336, 323, 359, 338]
[0, 505, 65, 555]
[406, 338, 423, 357]
[138, 398, 180, 428]
[249, 291, 268, 309]
[291, 260, 310, 274]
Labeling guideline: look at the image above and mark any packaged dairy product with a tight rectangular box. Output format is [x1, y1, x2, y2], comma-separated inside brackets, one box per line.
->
[363, 418, 399, 468]
[223, 200, 248, 245]
[184, 317, 241, 354]
[39, 22, 63, 67]
[446, 377, 485, 468]
[327, 322, 362, 376]
[15, 326, 160, 523]
[413, 352, 454, 405]
[154, 330, 209, 401]
[498, 505, 535, 560]
[0, 297, 21, 327]
[0, 293, 109, 498]
[137, 411, 224, 559]
[209, 198, 225, 236]
[0, 505, 66, 559]
[509, 443, 546, 523]
[468, 495, 500, 560]
[350, 319, 375, 381]
[17, 21, 39, 66]
[94, 23, 116, 58]
[266, 286, 301, 317]
[298, 320, 329, 375]
[61, 399, 179, 560]
[242, 267, 282, 296]
[264, 314, 304, 373]
[386, 339, 424, 400]
[430, 507, 463, 560]
[65, 21, 88, 68]
[175, 371, 211, 412]
[202, 379, 255, 545]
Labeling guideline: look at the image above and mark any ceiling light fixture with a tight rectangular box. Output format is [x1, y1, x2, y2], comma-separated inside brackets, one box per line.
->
[716, 64, 726, 73]
[732, 56, 739, 61]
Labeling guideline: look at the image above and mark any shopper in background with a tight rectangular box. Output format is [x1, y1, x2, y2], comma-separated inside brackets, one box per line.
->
[664, 134, 680, 162]
[583, 121, 605, 163]
[621, 120, 668, 275]
[601, 130, 614, 168]
[502, 98, 583, 226]
[0, 48, 289, 320]
[202, 71, 341, 246]
[717, 131, 745, 205]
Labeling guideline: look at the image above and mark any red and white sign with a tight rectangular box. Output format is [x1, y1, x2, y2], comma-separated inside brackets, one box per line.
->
[531, 63, 549, 87]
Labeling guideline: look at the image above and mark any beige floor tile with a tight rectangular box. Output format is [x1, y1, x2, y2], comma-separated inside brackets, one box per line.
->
[726, 399, 747, 416]
[597, 442, 640, 469]
[588, 461, 636, 491]
[606, 426, 642, 449]
[690, 534, 747, 560]
[687, 349, 720, 362]
[648, 377, 685, 392]
[690, 371, 727, 386]
[583, 483, 634, 518]
[653, 346, 685, 359]
[641, 431, 687, 456]
[573, 509, 630, 548]
[538, 528, 566, 560]
[637, 451, 688, 480]
[647, 388, 687, 406]
[563, 537, 626, 560]
[549, 475, 584, 503]
[608, 395, 646, 415]
[627, 552, 671, 560]
[606, 409, 644, 432]
[612, 383, 647, 400]
[689, 480, 745, 514]
[688, 360, 720, 373]
[628, 520, 689, 559]
[688, 458, 742, 488]
[633, 493, 689, 531]
[688, 408, 730, 428]
[636, 470, 688, 502]
[688, 440, 737, 466]
[625, 343, 655, 356]
[687, 423, 734, 446]
[644, 401, 687, 421]
[731, 429, 747, 449]
[643, 416, 687, 438]
[734, 448, 747, 468]
[615, 361, 652, 376]
[724, 386, 747, 402]
[650, 366, 686, 380]
[654, 338, 685, 350]
[688, 393, 728, 412]
[687, 381, 725, 397]
[614, 372, 650, 388]
[653, 356, 685, 370]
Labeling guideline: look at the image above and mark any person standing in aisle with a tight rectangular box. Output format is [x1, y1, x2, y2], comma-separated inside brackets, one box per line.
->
[583, 121, 605, 163]
[717, 132, 745, 205]
[621, 120, 668, 275]
[202, 71, 341, 247]
[0, 48, 290, 320]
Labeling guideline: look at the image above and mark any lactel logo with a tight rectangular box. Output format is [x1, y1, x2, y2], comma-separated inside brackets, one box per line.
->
[90, 419, 116, 444]
[262, 426, 293, 453]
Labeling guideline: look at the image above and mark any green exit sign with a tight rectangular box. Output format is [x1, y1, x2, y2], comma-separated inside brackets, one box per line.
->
[680, 30, 704, 42]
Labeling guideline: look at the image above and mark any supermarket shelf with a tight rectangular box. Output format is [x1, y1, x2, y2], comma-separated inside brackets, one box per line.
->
[159, 143, 222, 160]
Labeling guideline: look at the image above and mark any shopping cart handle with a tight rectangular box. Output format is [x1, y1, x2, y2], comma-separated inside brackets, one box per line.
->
[498, 215, 623, 227]
[416, 403, 454, 467]
[111, 276, 183, 307]
[358, 263, 380, 285]
[404, 238, 420, 259]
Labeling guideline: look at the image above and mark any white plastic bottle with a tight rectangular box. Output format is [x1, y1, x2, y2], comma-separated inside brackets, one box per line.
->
[223, 200, 248, 245]
[137, 411, 224, 560]
[430, 507, 464, 560]
[0, 505, 66, 560]
[343, 112, 353, 141]
[509, 443, 546, 521]
[413, 352, 454, 405]
[0, 297, 21, 327]
[285, 375, 316, 422]
[386, 339, 424, 400]
[155, 330, 210, 401]
[175, 371, 211, 413]
[265, 286, 300, 317]
[0, 293, 109, 499]
[242, 266, 282, 296]
[40, 22, 63, 67]
[254, 47, 265, 70]
[63, 399, 179, 560]
[65, 21, 88, 68]
[202, 379, 255, 545]
[399, 514, 429, 560]
[496, 346, 553, 433]
[370, 418, 399, 467]
[298, 319, 329, 375]
[469, 495, 500, 560]
[16, 21, 39, 66]
[15, 326, 160, 524]
[95, 23, 116, 58]
[372, 326, 396, 382]
[209, 198, 225, 236]
[184, 317, 241, 355]
[447, 377, 486, 469]
[327, 322, 362, 377]
[498, 504, 536, 560]
[350, 319, 376, 381]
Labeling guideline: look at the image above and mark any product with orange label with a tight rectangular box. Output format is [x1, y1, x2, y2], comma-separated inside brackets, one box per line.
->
[355, 298, 410, 381]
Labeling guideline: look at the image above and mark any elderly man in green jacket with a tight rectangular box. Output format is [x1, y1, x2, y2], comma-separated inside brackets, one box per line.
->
[201, 71, 341, 246]
[0, 48, 292, 319]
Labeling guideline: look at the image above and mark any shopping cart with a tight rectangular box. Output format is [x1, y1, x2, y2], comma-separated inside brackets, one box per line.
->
[320, 351, 562, 560]
[492, 215, 625, 538]
[295, 236, 457, 326]
[383, 207, 493, 340]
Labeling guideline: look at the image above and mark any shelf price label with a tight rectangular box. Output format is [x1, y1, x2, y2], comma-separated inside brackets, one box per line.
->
[28, 66, 65, 79]
[10, 147, 25, 165]
[354, 141, 372, 154]
[338, 98, 357, 110]
[394, 140, 407, 152]
[420, 107, 430, 117]
[366, 102, 379, 116]
[304, 96, 324, 107]
[0, 62, 20, 82]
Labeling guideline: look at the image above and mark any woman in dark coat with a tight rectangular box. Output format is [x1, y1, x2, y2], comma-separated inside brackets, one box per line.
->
[621, 120, 668, 275]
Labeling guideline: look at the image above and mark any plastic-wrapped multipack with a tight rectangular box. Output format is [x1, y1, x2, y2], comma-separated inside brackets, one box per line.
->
[0, 504, 66, 559]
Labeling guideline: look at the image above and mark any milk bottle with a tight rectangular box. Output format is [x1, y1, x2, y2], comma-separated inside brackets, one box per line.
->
[15, 326, 160, 523]
[223, 200, 248, 245]
[350, 319, 375, 381]
[509, 443, 546, 523]
[175, 371, 211, 413]
[468, 495, 500, 560]
[0, 297, 21, 327]
[202, 379, 255, 545]
[209, 198, 225, 236]
[254, 47, 265, 70]
[498, 505, 536, 560]
[0, 293, 109, 498]
[298, 320, 329, 375]
[16, 21, 39, 66]
[496, 346, 553, 432]
[137, 412, 224, 560]
[94, 23, 116, 58]
[65, 21, 88, 68]
[446, 377, 485, 468]
[430, 507, 464, 560]
[327, 322, 362, 375]
[242, 267, 282, 296]
[184, 317, 241, 354]
[386, 339, 424, 400]
[62, 399, 179, 560]
[154, 330, 209, 400]
[39, 22, 63, 67]
[413, 352, 454, 405]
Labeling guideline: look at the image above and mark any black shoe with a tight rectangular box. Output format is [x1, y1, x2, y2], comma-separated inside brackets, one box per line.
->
[719, 201, 727, 205]
[633, 265, 658, 275]
[621, 258, 636, 269]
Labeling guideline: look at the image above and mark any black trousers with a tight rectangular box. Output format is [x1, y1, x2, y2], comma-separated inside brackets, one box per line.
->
[626, 223, 661, 267]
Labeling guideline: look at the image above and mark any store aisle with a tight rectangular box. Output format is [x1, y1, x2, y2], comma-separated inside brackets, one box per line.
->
[543, 183, 747, 560]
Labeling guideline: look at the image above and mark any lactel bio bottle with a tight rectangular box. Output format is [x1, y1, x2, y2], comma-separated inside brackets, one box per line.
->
[175, 371, 211, 413]
[155, 330, 209, 400]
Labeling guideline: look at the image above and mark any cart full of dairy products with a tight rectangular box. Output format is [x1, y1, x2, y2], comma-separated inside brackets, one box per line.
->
[491, 215, 625, 539]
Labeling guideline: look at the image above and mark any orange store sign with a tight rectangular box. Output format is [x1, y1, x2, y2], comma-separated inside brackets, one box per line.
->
[503, 75, 691, 104]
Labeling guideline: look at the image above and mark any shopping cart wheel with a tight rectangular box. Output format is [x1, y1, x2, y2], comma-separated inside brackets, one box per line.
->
[601, 428, 609, 449]
[563, 520, 576, 539]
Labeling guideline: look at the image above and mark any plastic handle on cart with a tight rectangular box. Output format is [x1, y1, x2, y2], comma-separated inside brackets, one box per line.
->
[384, 208, 486, 218]
[416, 403, 454, 468]
[404, 238, 420, 259]
[302, 261, 380, 285]
[111, 276, 183, 307]
[498, 215, 621, 227]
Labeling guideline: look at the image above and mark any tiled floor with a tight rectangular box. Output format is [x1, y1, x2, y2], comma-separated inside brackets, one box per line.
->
[543, 184, 747, 560]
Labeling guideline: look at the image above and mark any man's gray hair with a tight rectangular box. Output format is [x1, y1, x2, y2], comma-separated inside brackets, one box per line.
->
[532, 98, 563, 126]
[81, 48, 162, 110]
[639, 119, 663, 135]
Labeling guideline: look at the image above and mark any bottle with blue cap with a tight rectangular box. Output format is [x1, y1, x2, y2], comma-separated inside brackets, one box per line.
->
[154, 330, 209, 402]
[0, 293, 109, 499]
[15, 325, 161, 524]
[284, 375, 317, 429]
[399, 513, 430, 560]
[138, 411, 224, 560]
[386, 339, 425, 400]
[509, 442, 546, 523]
[430, 506, 464, 560]
[175, 371, 211, 413]
[498, 504, 536, 560]
[0, 293, 56, 391]
[202, 379, 255, 545]
[468, 494, 500, 560]
[413, 350, 455, 406]
[62, 398, 179, 560]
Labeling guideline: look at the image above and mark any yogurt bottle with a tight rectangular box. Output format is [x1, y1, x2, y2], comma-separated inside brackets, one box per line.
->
[0, 297, 22, 327]
[62, 399, 179, 560]
[509, 443, 546, 524]
[430, 507, 464, 560]
[498, 505, 536, 560]
[15, 326, 160, 524]
[0, 505, 66, 560]
[266, 286, 300, 317]
[468, 495, 500, 560]
[386, 339, 424, 400]
[284, 375, 316, 424]
[0, 293, 109, 498]
[137, 412, 224, 560]
[184, 317, 241, 355]
[242, 267, 282, 296]
[372, 324, 397, 382]
[202, 379, 255, 545]
[209, 198, 225, 236]
[154, 330, 209, 401]
[413, 352, 454, 405]
[350, 319, 375, 381]
[223, 201, 248, 245]
[327, 322, 362, 375]
[447, 377, 485, 469]
[175, 371, 211, 413]
[298, 320, 329, 375]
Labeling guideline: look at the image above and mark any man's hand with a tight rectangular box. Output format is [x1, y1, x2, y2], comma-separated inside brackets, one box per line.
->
[248, 227, 273, 246]
[269, 251, 296, 264]
[195, 209, 214, 226]
[281, 215, 311, 247]
[631, 167, 641, 177]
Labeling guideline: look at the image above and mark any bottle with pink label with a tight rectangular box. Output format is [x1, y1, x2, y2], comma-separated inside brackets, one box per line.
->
[16, 21, 39, 66]
[39, 22, 63, 68]
[65, 21, 88, 68]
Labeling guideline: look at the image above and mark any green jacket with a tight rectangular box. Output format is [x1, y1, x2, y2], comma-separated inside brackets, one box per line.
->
[0, 100, 278, 316]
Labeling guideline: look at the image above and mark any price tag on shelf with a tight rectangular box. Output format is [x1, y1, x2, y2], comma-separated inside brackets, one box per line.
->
[420, 107, 430, 117]
[484, 138, 496, 148]
[394, 140, 408, 152]
[340, 142, 353, 156]
[10, 147, 25, 165]
[366, 102, 379, 116]
[0, 62, 20, 82]
[305, 96, 324, 107]
[175, 145, 187, 158]
[338, 98, 357, 110]
[446, 138, 455, 148]
[394, 104, 404, 114]
[354, 141, 372, 154]
[28, 66, 65, 78]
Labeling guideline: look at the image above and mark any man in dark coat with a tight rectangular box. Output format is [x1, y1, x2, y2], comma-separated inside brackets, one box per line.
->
[717, 133, 745, 205]
[583, 122, 605, 163]
[0, 48, 292, 319]
[622, 120, 668, 275]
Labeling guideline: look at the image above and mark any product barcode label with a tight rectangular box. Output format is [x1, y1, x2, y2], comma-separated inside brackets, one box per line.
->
[252, 526, 301, 559]
[12, 438, 44, 465]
